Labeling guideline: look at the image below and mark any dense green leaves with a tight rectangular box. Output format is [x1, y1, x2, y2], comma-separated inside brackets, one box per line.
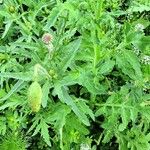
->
[116, 50, 142, 80]
[0, 0, 149, 149]
[54, 84, 90, 126]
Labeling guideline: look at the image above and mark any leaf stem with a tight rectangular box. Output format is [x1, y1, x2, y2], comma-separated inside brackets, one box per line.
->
[59, 128, 64, 150]
[95, 103, 134, 109]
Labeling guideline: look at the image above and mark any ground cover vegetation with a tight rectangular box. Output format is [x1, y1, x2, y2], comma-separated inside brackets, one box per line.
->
[0, 0, 150, 149]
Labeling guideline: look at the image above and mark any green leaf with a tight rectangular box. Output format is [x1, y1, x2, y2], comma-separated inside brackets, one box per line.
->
[123, 50, 142, 78]
[54, 84, 90, 126]
[42, 81, 51, 108]
[0, 80, 24, 101]
[47, 104, 71, 129]
[128, 3, 150, 13]
[116, 50, 142, 80]
[102, 130, 114, 143]
[32, 124, 41, 137]
[12, 42, 38, 50]
[2, 20, 13, 39]
[40, 119, 51, 146]
[44, 5, 62, 30]
[95, 106, 106, 117]
[98, 59, 115, 75]
[65, 113, 89, 135]
[62, 38, 81, 72]
[0, 102, 18, 110]
[0, 117, 6, 135]
[60, 70, 79, 86]
[0, 72, 32, 81]
[130, 108, 138, 122]
[118, 108, 130, 131]
[78, 69, 106, 94]
[77, 100, 95, 121]
[27, 118, 40, 134]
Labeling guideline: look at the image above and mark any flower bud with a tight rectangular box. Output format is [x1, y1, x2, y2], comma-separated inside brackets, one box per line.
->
[27, 81, 42, 112]
[9, 6, 15, 13]
[42, 33, 53, 44]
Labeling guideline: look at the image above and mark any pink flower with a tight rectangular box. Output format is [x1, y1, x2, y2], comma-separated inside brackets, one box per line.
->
[42, 33, 53, 44]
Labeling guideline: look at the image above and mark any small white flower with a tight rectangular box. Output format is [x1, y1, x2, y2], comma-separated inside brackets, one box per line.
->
[132, 45, 140, 55]
[141, 55, 150, 65]
[135, 23, 144, 32]
[80, 143, 91, 150]
[127, 13, 133, 19]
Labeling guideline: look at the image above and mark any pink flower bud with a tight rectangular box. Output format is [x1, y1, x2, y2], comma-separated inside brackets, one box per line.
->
[42, 33, 53, 44]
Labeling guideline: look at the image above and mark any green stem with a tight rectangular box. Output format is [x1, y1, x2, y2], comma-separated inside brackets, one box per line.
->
[33, 64, 38, 81]
[59, 128, 64, 150]
[93, 43, 99, 69]
[95, 0, 104, 20]
[90, 0, 104, 105]
[95, 103, 134, 109]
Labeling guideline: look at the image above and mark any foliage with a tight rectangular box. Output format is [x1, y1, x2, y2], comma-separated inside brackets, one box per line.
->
[0, 131, 27, 150]
[0, 0, 149, 149]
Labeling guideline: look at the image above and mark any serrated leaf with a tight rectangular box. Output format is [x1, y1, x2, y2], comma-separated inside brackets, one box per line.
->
[27, 118, 40, 134]
[99, 59, 115, 75]
[32, 124, 41, 137]
[62, 28, 77, 40]
[2, 20, 13, 39]
[65, 113, 89, 135]
[78, 69, 106, 94]
[42, 81, 51, 108]
[0, 102, 18, 110]
[128, 3, 150, 13]
[60, 71, 79, 86]
[130, 108, 138, 122]
[116, 50, 142, 80]
[40, 119, 51, 146]
[95, 106, 106, 117]
[0, 72, 32, 81]
[47, 104, 71, 129]
[0, 80, 24, 101]
[44, 6, 62, 30]
[0, 117, 6, 135]
[77, 100, 95, 121]
[54, 84, 90, 126]
[62, 38, 81, 72]
[102, 130, 113, 143]
[123, 50, 142, 78]
[119, 108, 130, 131]
[12, 42, 38, 49]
